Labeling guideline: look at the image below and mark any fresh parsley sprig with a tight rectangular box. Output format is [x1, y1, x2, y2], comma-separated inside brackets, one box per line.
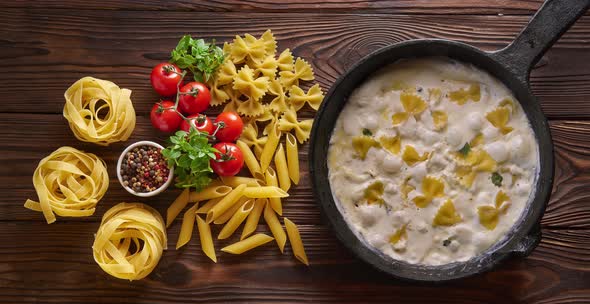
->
[161, 129, 218, 191]
[170, 35, 225, 82]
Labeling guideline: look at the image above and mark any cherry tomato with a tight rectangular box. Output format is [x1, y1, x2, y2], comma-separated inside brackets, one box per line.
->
[178, 82, 211, 115]
[150, 101, 182, 133]
[210, 143, 244, 176]
[150, 63, 182, 96]
[215, 111, 243, 142]
[180, 114, 214, 135]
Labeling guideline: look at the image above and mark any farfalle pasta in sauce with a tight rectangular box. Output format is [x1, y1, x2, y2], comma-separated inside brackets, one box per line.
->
[328, 58, 538, 265]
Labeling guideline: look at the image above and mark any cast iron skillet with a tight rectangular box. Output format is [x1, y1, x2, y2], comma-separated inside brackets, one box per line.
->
[310, 0, 589, 282]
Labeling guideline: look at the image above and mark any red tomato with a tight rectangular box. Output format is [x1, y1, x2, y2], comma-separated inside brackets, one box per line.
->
[215, 111, 243, 142]
[180, 114, 214, 135]
[150, 63, 182, 96]
[210, 143, 244, 176]
[178, 82, 211, 115]
[150, 101, 182, 133]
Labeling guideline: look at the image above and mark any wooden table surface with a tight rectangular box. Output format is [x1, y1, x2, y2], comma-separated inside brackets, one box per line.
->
[1, 1, 589, 303]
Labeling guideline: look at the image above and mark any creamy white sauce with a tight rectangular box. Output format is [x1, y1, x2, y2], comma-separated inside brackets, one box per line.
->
[328, 57, 539, 266]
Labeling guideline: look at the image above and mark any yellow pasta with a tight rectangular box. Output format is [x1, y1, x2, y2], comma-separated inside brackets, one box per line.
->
[220, 176, 261, 188]
[24, 146, 109, 224]
[196, 197, 222, 214]
[236, 140, 262, 177]
[176, 203, 199, 249]
[206, 184, 247, 223]
[166, 188, 190, 228]
[243, 186, 289, 198]
[259, 123, 282, 172]
[279, 57, 314, 89]
[260, 29, 277, 56]
[288, 84, 324, 111]
[274, 143, 291, 192]
[92, 203, 166, 281]
[214, 197, 249, 225]
[255, 55, 278, 78]
[189, 185, 232, 203]
[221, 233, 274, 254]
[241, 198, 267, 240]
[276, 48, 294, 72]
[268, 79, 289, 113]
[239, 122, 268, 158]
[63, 77, 136, 146]
[263, 203, 287, 253]
[218, 199, 255, 239]
[278, 107, 313, 143]
[196, 215, 217, 263]
[230, 34, 266, 65]
[233, 66, 269, 103]
[284, 217, 309, 265]
[264, 168, 282, 215]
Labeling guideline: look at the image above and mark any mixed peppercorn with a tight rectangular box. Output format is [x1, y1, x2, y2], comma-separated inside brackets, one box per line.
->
[120, 146, 169, 193]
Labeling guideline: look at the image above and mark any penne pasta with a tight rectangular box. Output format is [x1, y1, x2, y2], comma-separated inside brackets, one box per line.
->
[220, 176, 261, 188]
[166, 188, 190, 228]
[284, 217, 309, 265]
[176, 203, 199, 249]
[196, 197, 222, 214]
[285, 133, 300, 185]
[274, 143, 291, 192]
[218, 199, 255, 239]
[264, 168, 282, 215]
[263, 203, 287, 253]
[196, 215, 217, 263]
[213, 197, 248, 225]
[236, 140, 262, 177]
[241, 198, 267, 240]
[243, 186, 289, 199]
[206, 184, 246, 223]
[259, 124, 281, 172]
[221, 233, 274, 254]
[189, 185, 232, 202]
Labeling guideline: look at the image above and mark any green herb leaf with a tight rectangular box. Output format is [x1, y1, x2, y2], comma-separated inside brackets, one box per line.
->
[161, 128, 218, 191]
[362, 128, 372, 136]
[170, 35, 225, 82]
[458, 143, 471, 156]
[491, 172, 503, 187]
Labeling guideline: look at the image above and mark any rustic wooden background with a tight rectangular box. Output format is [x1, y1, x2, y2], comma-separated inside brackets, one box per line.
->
[1, 1, 589, 303]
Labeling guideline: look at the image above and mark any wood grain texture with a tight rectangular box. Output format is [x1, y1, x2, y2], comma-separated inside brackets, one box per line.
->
[1, 115, 589, 230]
[0, 9, 589, 118]
[0, 0, 548, 14]
[0, 222, 588, 304]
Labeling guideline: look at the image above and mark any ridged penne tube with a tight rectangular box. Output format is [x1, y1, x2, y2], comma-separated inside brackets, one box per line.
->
[166, 188, 190, 228]
[241, 198, 266, 240]
[196, 197, 222, 214]
[236, 140, 262, 177]
[263, 203, 287, 253]
[206, 184, 246, 223]
[176, 203, 199, 249]
[259, 124, 281, 172]
[265, 168, 282, 215]
[284, 217, 309, 265]
[214, 197, 248, 225]
[189, 185, 232, 202]
[274, 143, 291, 192]
[285, 133, 300, 185]
[221, 233, 274, 254]
[196, 215, 217, 263]
[243, 186, 289, 198]
[220, 176, 261, 188]
[218, 199, 255, 239]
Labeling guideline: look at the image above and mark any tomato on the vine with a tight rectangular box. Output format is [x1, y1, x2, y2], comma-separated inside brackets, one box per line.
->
[150, 101, 182, 133]
[210, 143, 244, 176]
[178, 82, 211, 115]
[150, 63, 182, 96]
[180, 114, 214, 135]
[215, 111, 243, 142]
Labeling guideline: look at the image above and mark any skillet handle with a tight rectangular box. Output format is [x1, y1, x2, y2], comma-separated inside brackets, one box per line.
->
[491, 0, 589, 82]
[509, 225, 542, 258]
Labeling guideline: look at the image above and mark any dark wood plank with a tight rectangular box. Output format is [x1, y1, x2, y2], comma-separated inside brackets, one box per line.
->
[1, 9, 590, 118]
[0, 0, 547, 15]
[0, 222, 588, 303]
[1, 115, 589, 230]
